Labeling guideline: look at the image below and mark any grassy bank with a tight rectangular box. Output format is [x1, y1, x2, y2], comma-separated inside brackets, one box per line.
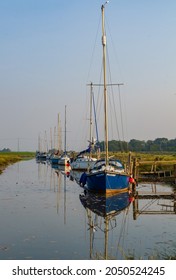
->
[0, 152, 35, 174]
[107, 151, 176, 173]
[108, 151, 176, 161]
[1, 151, 176, 175]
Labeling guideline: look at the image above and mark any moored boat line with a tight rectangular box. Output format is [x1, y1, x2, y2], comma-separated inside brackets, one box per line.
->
[35, 2, 133, 194]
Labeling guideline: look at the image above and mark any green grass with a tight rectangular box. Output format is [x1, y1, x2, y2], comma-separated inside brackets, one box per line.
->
[108, 151, 176, 161]
[1, 151, 176, 174]
[0, 152, 35, 174]
[104, 151, 176, 173]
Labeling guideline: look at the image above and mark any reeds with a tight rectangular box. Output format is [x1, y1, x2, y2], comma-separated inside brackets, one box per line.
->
[0, 152, 35, 174]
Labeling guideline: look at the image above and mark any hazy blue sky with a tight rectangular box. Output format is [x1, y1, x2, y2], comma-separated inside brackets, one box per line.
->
[0, 0, 176, 152]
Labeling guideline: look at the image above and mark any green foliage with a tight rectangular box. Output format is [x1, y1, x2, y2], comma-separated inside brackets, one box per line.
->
[0, 152, 35, 173]
[99, 138, 176, 152]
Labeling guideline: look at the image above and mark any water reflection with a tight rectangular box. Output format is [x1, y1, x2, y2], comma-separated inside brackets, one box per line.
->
[0, 159, 176, 260]
[69, 170, 83, 184]
[52, 166, 71, 224]
[133, 183, 176, 219]
[79, 191, 133, 259]
[79, 183, 176, 259]
[43, 162, 176, 259]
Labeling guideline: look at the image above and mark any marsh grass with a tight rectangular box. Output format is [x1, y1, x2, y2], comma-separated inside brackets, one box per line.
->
[109, 151, 176, 161]
[0, 152, 35, 174]
[1, 151, 176, 174]
[105, 151, 176, 173]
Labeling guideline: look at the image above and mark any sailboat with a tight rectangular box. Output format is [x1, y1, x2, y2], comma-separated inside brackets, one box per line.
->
[36, 133, 47, 161]
[71, 83, 98, 171]
[85, 2, 131, 194]
[71, 153, 97, 171]
[58, 105, 70, 167]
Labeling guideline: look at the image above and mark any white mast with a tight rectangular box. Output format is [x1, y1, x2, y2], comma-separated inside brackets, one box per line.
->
[90, 83, 93, 147]
[102, 2, 109, 166]
[57, 113, 62, 152]
[57, 113, 60, 151]
[50, 127, 53, 151]
[64, 105, 67, 154]
[38, 134, 41, 152]
[54, 126, 56, 151]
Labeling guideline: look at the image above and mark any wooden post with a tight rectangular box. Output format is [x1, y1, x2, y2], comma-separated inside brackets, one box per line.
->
[131, 158, 138, 193]
[174, 164, 176, 184]
[133, 158, 138, 179]
[128, 152, 132, 174]
[173, 164, 176, 176]
[174, 192, 176, 214]
[132, 192, 139, 220]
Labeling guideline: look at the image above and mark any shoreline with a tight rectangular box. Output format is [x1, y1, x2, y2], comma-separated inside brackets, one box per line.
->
[0, 152, 35, 174]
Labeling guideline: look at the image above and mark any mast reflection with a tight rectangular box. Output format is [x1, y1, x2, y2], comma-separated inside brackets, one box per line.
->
[79, 190, 133, 259]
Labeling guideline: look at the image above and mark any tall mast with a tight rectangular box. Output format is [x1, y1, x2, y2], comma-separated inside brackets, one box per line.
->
[50, 127, 53, 150]
[90, 82, 93, 147]
[44, 130, 48, 153]
[57, 113, 60, 151]
[102, 2, 108, 165]
[54, 126, 56, 150]
[64, 105, 67, 154]
[38, 134, 40, 152]
[57, 113, 62, 152]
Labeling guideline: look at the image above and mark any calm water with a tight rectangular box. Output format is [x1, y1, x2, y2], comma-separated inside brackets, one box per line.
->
[0, 159, 176, 260]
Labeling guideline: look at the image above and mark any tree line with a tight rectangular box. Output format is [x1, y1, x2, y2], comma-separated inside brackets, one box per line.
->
[98, 138, 176, 152]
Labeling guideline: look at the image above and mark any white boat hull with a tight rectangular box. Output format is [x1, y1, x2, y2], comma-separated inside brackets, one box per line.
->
[58, 155, 70, 166]
[71, 156, 97, 170]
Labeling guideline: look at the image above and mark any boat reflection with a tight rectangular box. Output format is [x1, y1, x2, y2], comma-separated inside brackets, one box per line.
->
[52, 165, 70, 224]
[69, 170, 83, 184]
[80, 190, 133, 218]
[52, 164, 71, 174]
[79, 190, 134, 259]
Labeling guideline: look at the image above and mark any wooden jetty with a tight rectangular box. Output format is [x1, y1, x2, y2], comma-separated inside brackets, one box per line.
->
[129, 156, 176, 183]
[126, 156, 176, 219]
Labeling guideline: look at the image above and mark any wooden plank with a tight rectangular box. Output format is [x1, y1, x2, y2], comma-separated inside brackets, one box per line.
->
[136, 211, 175, 215]
[136, 191, 175, 199]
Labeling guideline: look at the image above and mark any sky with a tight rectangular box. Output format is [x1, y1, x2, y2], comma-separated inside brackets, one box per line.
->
[0, 0, 176, 152]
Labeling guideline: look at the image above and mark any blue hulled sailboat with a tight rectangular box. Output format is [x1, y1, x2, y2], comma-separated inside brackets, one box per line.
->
[85, 3, 131, 194]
